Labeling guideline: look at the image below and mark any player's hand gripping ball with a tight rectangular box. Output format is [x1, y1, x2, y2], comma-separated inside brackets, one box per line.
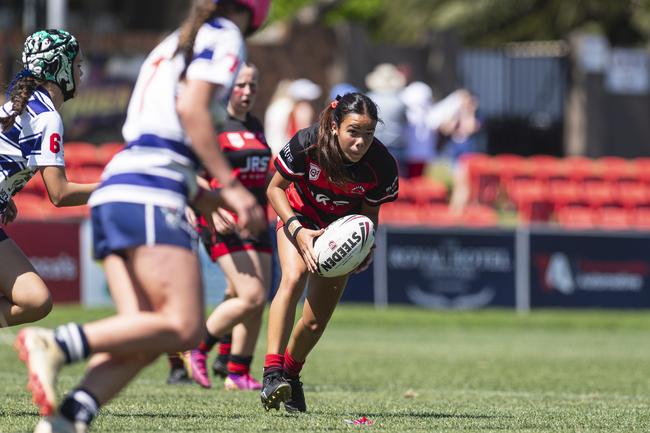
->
[313, 215, 375, 277]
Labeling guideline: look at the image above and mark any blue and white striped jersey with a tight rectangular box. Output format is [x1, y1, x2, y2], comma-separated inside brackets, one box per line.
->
[88, 17, 246, 210]
[0, 88, 65, 213]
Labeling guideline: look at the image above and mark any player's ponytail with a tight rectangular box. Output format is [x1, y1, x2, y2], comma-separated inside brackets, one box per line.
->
[313, 92, 380, 186]
[176, 0, 219, 80]
[1, 75, 43, 132]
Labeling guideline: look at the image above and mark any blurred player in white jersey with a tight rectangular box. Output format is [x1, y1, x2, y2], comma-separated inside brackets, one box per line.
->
[15, 1, 270, 432]
[0, 29, 97, 327]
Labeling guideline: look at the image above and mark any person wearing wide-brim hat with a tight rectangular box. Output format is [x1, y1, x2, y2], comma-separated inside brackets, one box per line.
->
[365, 63, 407, 93]
[364, 63, 408, 173]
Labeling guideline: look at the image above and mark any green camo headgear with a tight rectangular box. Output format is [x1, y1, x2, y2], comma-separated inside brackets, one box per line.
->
[22, 29, 80, 101]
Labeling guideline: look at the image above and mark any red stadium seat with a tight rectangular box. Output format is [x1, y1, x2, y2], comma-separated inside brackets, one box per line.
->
[395, 177, 415, 203]
[408, 177, 448, 205]
[418, 204, 458, 227]
[97, 142, 124, 166]
[528, 155, 561, 183]
[461, 204, 498, 227]
[494, 153, 531, 186]
[20, 173, 47, 198]
[582, 180, 619, 209]
[617, 182, 649, 209]
[64, 141, 102, 169]
[565, 156, 598, 184]
[632, 208, 650, 231]
[67, 166, 103, 183]
[507, 179, 553, 223]
[460, 154, 500, 205]
[598, 156, 638, 184]
[379, 202, 420, 226]
[12, 194, 47, 220]
[596, 207, 632, 230]
[548, 179, 587, 212]
[556, 206, 595, 229]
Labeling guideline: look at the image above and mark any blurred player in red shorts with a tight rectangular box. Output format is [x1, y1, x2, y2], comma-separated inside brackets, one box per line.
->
[180, 62, 273, 391]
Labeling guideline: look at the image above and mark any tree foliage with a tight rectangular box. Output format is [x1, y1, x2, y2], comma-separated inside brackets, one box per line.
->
[272, 0, 650, 46]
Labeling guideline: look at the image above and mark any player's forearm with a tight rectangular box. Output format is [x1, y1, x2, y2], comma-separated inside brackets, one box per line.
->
[49, 182, 97, 207]
[267, 185, 295, 224]
[182, 111, 233, 187]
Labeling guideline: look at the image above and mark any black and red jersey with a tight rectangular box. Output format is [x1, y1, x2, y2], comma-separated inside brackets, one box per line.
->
[274, 124, 399, 227]
[211, 113, 271, 206]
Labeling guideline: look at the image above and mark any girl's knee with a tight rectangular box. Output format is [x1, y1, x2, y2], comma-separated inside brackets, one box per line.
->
[32, 296, 53, 321]
[19, 292, 52, 323]
[241, 291, 266, 314]
[277, 274, 306, 301]
[133, 351, 161, 366]
[281, 271, 304, 288]
[300, 317, 325, 336]
[168, 316, 203, 349]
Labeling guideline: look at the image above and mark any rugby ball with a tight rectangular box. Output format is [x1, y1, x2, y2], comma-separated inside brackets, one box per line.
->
[313, 215, 375, 277]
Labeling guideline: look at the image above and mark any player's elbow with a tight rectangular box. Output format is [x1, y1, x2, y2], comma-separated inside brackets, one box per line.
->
[176, 100, 196, 128]
[266, 187, 282, 208]
[43, 178, 67, 207]
[47, 191, 65, 207]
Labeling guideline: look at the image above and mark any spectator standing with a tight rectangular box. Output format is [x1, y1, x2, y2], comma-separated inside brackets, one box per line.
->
[365, 63, 407, 174]
[399, 81, 437, 178]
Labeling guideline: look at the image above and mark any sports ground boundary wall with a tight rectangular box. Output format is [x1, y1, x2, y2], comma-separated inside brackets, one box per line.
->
[6, 220, 650, 311]
[373, 226, 650, 311]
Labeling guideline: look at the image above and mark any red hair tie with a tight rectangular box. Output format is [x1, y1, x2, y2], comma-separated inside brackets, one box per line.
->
[330, 100, 338, 109]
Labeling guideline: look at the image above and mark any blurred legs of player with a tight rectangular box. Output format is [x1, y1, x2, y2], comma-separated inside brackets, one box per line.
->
[261, 226, 348, 413]
[212, 332, 231, 378]
[281, 274, 346, 413]
[0, 238, 53, 327]
[165, 288, 233, 385]
[223, 324, 262, 391]
[33, 414, 88, 433]
[18, 246, 205, 431]
[166, 352, 192, 385]
[211, 288, 235, 378]
[261, 227, 306, 410]
[190, 250, 270, 390]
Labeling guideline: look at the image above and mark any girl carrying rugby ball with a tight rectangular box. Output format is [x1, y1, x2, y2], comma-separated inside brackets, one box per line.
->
[261, 92, 399, 412]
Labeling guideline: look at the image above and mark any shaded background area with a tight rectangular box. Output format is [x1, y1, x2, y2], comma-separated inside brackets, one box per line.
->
[3, 0, 650, 157]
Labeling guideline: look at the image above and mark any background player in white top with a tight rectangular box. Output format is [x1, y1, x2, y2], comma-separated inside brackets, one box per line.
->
[15, 2, 270, 432]
[0, 29, 96, 327]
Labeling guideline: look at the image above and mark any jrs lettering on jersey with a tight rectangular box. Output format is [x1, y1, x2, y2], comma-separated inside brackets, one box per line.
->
[209, 113, 270, 206]
[197, 112, 272, 258]
[274, 124, 399, 227]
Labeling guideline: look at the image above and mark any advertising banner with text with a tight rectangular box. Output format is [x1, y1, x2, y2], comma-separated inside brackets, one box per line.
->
[5, 221, 81, 303]
[379, 229, 516, 309]
[530, 231, 650, 308]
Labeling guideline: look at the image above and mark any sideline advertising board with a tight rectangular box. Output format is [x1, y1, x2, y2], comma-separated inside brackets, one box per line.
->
[5, 221, 81, 302]
[376, 228, 516, 309]
[529, 230, 650, 308]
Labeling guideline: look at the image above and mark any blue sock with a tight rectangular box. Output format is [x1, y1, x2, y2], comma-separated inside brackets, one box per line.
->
[54, 323, 90, 364]
[59, 388, 99, 425]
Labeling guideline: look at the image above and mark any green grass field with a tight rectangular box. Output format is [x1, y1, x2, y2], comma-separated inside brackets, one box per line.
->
[1, 305, 650, 432]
